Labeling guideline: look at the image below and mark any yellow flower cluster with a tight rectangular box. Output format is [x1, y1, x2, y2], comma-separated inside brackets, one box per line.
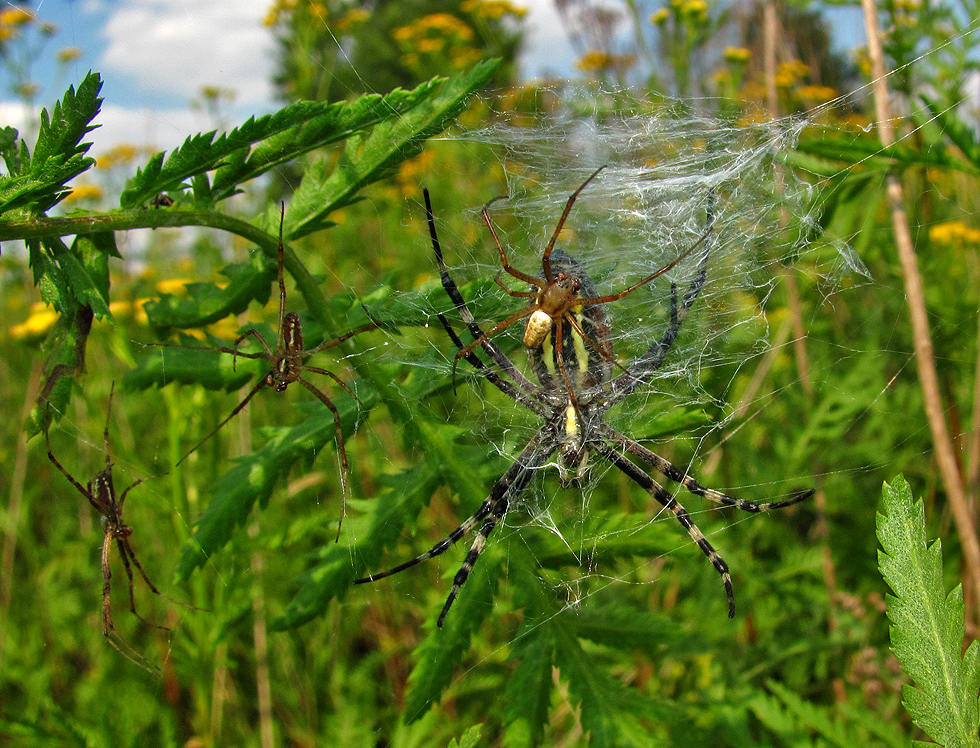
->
[575, 50, 636, 73]
[96, 143, 139, 170]
[57, 46, 82, 63]
[0, 7, 33, 27]
[775, 59, 809, 87]
[9, 303, 57, 341]
[64, 184, 104, 203]
[394, 13, 474, 42]
[649, 0, 708, 27]
[394, 13, 480, 72]
[264, 0, 327, 27]
[930, 221, 980, 246]
[336, 8, 369, 31]
[461, 0, 527, 19]
[797, 85, 837, 103]
[724, 47, 750, 63]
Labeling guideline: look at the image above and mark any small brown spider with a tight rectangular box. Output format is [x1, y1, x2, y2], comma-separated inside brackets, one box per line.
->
[175, 204, 376, 538]
[45, 384, 186, 669]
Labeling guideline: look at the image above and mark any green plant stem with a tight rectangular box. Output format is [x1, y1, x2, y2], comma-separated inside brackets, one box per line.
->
[0, 209, 334, 334]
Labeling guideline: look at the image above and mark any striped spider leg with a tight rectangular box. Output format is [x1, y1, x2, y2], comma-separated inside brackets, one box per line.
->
[44, 384, 192, 669]
[355, 184, 812, 627]
[176, 204, 376, 539]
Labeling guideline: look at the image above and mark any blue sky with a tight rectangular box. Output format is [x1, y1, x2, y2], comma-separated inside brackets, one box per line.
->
[1, 0, 862, 159]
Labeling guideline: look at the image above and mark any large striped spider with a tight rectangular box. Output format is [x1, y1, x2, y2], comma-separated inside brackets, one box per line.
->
[356, 175, 812, 626]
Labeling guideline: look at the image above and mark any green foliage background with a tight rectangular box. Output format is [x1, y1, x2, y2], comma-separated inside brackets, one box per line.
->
[2, 1, 980, 746]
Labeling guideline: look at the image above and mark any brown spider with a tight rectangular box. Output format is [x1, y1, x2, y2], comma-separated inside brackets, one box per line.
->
[451, 166, 711, 405]
[175, 204, 376, 538]
[45, 384, 185, 668]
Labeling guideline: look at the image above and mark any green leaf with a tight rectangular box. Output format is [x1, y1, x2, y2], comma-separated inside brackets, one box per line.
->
[120, 79, 449, 209]
[287, 59, 499, 240]
[403, 550, 502, 723]
[503, 628, 554, 748]
[274, 460, 441, 629]
[209, 78, 443, 203]
[123, 336, 265, 392]
[26, 304, 94, 437]
[175, 388, 376, 580]
[919, 94, 980, 170]
[877, 476, 980, 748]
[0, 72, 101, 215]
[143, 252, 276, 330]
[447, 725, 483, 748]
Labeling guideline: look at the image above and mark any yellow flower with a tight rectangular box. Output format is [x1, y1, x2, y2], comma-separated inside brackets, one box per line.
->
[64, 184, 104, 203]
[10, 304, 57, 341]
[462, 0, 527, 18]
[798, 85, 837, 102]
[418, 37, 445, 53]
[336, 8, 369, 30]
[778, 59, 809, 79]
[57, 46, 82, 63]
[263, 0, 297, 26]
[0, 7, 33, 26]
[650, 8, 670, 25]
[929, 221, 980, 246]
[156, 279, 193, 296]
[96, 143, 139, 169]
[724, 46, 750, 63]
[684, 0, 708, 15]
[577, 50, 611, 72]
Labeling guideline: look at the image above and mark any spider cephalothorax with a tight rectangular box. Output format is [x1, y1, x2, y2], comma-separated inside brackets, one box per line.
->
[356, 177, 812, 626]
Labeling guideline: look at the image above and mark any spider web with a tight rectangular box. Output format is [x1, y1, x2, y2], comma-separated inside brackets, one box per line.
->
[377, 102, 840, 575]
[366, 19, 980, 633]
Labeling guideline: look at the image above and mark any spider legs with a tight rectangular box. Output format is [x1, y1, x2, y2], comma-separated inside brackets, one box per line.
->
[593, 440, 736, 618]
[600, 424, 814, 511]
[176, 377, 271, 466]
[114, 537, 169, 631]
[356, 429, 555, 627]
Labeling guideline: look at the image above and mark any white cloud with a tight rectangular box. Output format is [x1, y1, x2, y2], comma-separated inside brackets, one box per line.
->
[0, 100, 33, 136]
[99, 0, 275, 107]
[88, 102, 204, 156]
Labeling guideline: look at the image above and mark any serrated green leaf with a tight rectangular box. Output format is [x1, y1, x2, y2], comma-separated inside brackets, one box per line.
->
[1, 72, 102, 215]
[123, 338, 265, 392]
[274, 461, 441, 629]
[526, 510, 680, 569]
[26, 305, 94, 437]
[121, 82, 445, 209]
[503, 628, 554, 748]
[176, 389, 377, 579]
[143, 252, 276, 330]
[878, 476, 980, 748]
[403, 552, 502, 723]
[287, 59, 499, 239]
[919, 94, 980, 169]
[568, 607, 682, 652]
[209, 79, 442, 202]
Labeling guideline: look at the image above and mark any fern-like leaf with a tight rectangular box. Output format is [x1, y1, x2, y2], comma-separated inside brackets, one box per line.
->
[0, 72, 102, 214]
[175, 389, 375, 579]
[878, 476, 980, 748]
[286, 59, 499, 239]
